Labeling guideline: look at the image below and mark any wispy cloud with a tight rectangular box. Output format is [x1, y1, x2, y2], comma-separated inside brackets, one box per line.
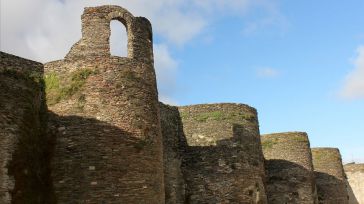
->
[154, 44, 178, 104]
[242, 1, 289, 36]
[256, 67, 280, 78]
[339, 46, 364, 100]
[0, 0, 284, 103]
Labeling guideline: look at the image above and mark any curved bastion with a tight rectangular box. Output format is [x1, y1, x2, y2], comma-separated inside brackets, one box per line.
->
[311, 148, 348, 204]
[178, 103, 267, 203]
[0, 52, 53, 203]
[44, 5, 164, 203]
[261, 132, 318, 204]
[1, 4, 355, 204]
[344, 163, 364, 204]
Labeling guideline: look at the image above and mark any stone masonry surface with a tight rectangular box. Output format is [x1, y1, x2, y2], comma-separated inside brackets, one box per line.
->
[0, 52, 54, 203]
[261, 132, 318, 204]
[344, 163, 364, 204]
[0, 4, 356, 204]
[312, 148, 349, 204]
[44, 5, 164, 203]
[178, 103, 268, 203]
[160, 103, 186, 204]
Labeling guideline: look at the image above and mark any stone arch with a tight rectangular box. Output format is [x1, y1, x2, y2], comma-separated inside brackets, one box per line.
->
[107, 9, 134, 58]
[109, 20, 128, 57]
[66, 5, 153, 63]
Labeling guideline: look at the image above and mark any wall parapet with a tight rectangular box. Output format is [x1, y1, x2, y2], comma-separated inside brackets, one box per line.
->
[312, 148, 348, 204]
[261, 132, 318, 204]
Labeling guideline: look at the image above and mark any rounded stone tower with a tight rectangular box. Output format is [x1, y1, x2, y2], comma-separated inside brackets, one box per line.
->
[178, 103, 267, 203]
[311, 148, 348, 204]
[261, 132, 318, 204]
[344, 163, 364, 204]
[44, 6, 164, 203]
[0, 52, 53, 203]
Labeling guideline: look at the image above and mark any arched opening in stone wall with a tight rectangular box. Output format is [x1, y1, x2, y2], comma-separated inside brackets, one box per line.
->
[110, 20, 127, 57]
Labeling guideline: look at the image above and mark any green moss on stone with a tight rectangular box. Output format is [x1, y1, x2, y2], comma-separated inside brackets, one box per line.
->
[179, 111, 189, 119]
[195, 111, 223, 122]
[312, 151, 325, 161]
[45, 68, 96, 106]
[262, 139, 279, 149]
[76, 94, 86, 110]
[293, 136, 308, 142]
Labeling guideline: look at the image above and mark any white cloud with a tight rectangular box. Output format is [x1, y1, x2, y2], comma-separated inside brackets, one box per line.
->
[256, 67, 280, 78]
[339, 46, 364, 100]
[242, 1, 289, 36]
[0, 0, 284, 103]
[154, 44, 178, 104]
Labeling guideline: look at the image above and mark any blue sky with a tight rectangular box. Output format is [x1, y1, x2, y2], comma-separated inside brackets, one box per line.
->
[1, 0, 363, 162]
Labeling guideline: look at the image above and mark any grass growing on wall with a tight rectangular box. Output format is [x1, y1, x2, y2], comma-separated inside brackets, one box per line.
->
[262, 139, 279, 149]
[191, 111, 256, 122]
[44, 68, 96, 106]
[195, 111, 223, 122]
[293, 136, 308, 143]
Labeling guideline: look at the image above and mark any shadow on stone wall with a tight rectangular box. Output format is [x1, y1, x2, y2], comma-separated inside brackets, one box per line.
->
[48, 112, 163, 203]
[160, 103, 267, 203]
[346, 180, 359, 204]
[0, 65, 56, 203]
[315, 172, 349, 204]
[160, 104, 187, 204]
[264, 159, 316, 204]
[181, 124, 266, 203]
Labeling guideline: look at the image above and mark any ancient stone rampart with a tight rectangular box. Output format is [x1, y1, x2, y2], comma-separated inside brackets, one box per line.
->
[344, 163, 364, 204]
[178, 103, 267, 203]
[44, 5, 164, 203]
[311, 148, 348, 204]
[261, 132, 318, 204]
[1, 4, 355, 204]
[159, 103, 187, 204]
[0, 52, 53, 203]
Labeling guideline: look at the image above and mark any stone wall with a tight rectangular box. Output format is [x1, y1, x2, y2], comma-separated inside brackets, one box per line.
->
[178, 103, 267, 203]
[44, 5, 165, 203]
[0, 52, 54, 203]
[159, 103, 186, 204]
[312, 148, 348, 204]
[344, 163, 364, 204]
[261, 132, 318, 204]
[66, 5, 153, 64]
[0, 4, 355, 204]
